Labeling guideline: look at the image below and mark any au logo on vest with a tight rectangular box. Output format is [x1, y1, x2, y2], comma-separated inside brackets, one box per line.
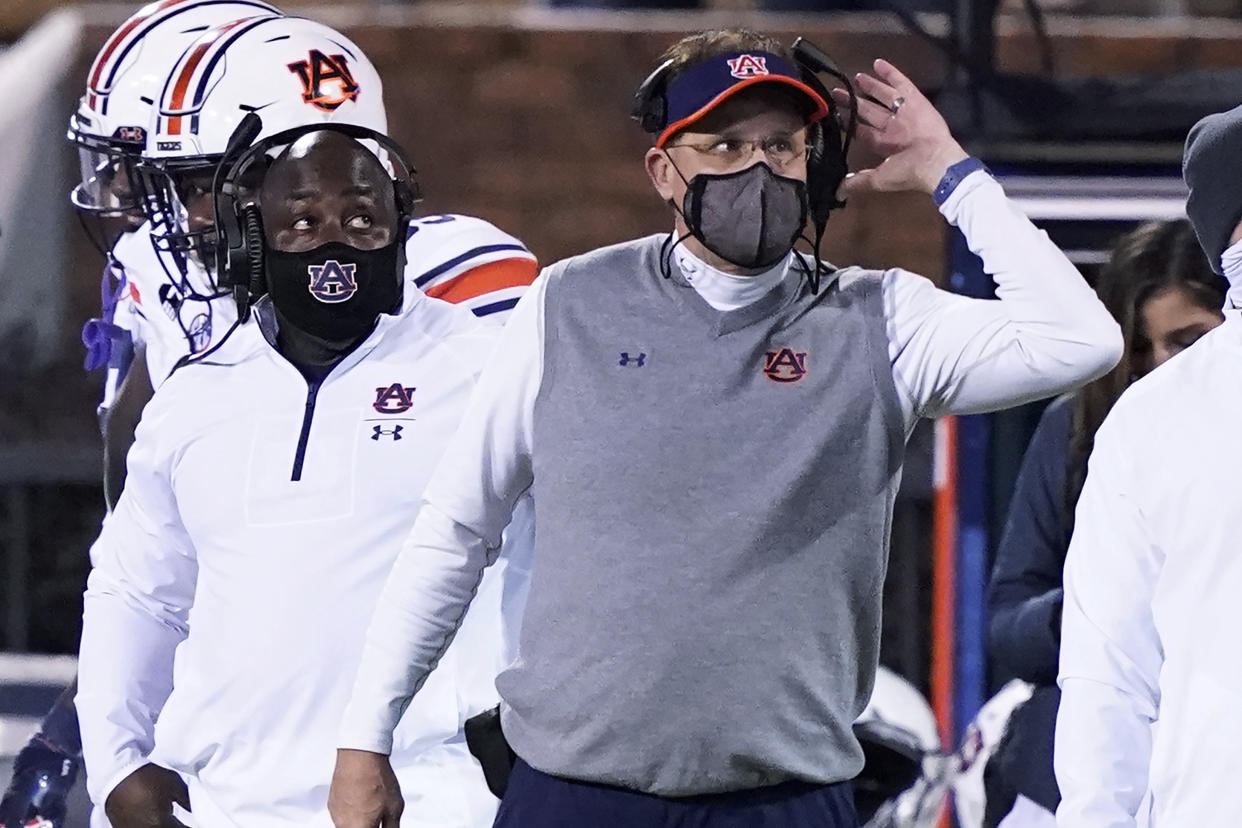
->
[374, 383, 416, 414]
[286, 49, 360, 112]
[727, 54, 769, 79]
[763, 348, 808, 383]
[307, 260, 358, 303]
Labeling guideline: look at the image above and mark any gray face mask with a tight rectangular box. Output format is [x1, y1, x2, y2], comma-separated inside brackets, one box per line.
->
[680, 162, 808, 270]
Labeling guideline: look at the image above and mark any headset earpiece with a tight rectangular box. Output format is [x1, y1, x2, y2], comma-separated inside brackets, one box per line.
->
[631, 58, 675, 135]
[791, 37, 855, 232]
[395, 176, 419, 221]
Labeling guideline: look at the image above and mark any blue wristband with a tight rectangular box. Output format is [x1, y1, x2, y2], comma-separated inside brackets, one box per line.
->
[933, 156, 988, 206]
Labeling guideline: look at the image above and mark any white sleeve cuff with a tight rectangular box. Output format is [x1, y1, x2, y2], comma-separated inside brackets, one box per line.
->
[337, 730, 394, 756]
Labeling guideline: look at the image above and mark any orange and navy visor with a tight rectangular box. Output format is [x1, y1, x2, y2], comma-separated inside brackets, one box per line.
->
[656, 51, 831, 148]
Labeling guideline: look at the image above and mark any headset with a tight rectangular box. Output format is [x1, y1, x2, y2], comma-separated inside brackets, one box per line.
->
[630, 37, 858, 290]
[212, 113, 422, 321]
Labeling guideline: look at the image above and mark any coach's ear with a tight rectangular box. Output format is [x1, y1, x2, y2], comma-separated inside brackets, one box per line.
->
[645, 147, 678, 203]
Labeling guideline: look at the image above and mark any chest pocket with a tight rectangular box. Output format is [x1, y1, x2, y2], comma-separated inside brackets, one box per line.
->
[243, 404, 363, 528]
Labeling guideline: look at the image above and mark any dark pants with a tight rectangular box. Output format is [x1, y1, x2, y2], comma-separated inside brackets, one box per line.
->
[493, 759, 858, 827]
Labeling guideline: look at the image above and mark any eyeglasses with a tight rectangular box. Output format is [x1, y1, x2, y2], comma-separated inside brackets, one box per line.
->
[666, 131, 810, 170]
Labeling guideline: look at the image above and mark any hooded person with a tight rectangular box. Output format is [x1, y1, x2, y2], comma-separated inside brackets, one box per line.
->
[1184, 103, 1242, 308]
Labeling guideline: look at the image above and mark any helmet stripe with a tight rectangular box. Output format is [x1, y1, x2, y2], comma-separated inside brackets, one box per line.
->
[164, 39, 212, 136]
[89, 0, 278, 115]
[87, 0, 190, 109]
[163, 15, 272, 135]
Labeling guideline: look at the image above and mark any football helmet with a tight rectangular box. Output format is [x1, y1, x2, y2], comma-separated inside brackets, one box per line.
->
[68, 0, 280, 218]
[140, 14, 388, 280]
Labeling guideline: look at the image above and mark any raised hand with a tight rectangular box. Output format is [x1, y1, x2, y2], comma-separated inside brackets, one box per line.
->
[831, 58, 968, 198]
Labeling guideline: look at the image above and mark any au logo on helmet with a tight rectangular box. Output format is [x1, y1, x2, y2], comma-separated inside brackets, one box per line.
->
[727, 54, 769, 79]
[287, 49, 360, 112]
[763, 348, 808, 383]
[307, 260, 358, 303]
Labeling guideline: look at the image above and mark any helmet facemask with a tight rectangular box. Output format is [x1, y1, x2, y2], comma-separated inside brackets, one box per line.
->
[67, 112, 147, 253]
[139, 155, 267, 297]
[138, 155, 221, 287]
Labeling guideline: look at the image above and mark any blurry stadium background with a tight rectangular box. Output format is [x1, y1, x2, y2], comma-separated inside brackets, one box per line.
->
[2, 0, 1241, 820]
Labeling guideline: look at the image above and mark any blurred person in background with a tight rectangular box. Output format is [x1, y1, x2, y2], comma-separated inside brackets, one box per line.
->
[77, 123, 531, 828]
[328, 27, 1121, 828]
[983, 218, 1225, 828]
[1055, 104, 1242, 827]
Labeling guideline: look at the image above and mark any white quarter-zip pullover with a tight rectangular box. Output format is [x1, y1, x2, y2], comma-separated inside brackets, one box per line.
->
[77, 281, 530, 827]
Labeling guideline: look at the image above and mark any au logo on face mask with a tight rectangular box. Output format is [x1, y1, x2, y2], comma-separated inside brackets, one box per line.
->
[307, 260, 358, 303]
[763, 348, 808, 383]
[287, 50, 360, 112]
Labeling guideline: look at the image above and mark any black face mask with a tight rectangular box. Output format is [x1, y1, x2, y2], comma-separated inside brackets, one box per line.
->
[681, 162, 808, 271]
[264, 238, 404, 347]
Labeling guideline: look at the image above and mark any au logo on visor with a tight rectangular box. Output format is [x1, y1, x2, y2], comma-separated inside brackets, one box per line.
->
[307, 260, 358, 303]
[727, 55, 769, 79]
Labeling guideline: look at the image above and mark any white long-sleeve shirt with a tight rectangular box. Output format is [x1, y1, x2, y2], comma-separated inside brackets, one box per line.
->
[1056, 310, 1242, 827]
[337, 170, 1123, 754]
[77, 280, 532, 827]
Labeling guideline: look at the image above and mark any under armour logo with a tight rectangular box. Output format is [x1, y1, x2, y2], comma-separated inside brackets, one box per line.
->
[726, 54, 770, 79]
[619, 352, 647, 367]
[763, 347, 808, 383]
[115, 125, 146, 143]
[371, 424, 403, 441]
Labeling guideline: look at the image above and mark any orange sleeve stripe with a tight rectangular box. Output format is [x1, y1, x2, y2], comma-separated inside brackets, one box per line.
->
[424, 257, 538, 304]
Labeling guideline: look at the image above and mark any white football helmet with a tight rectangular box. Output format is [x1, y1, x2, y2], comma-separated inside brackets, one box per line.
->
[854, 666, 954, 828]
[140, 14, 388, 279]
[68, 0, 280, 217]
